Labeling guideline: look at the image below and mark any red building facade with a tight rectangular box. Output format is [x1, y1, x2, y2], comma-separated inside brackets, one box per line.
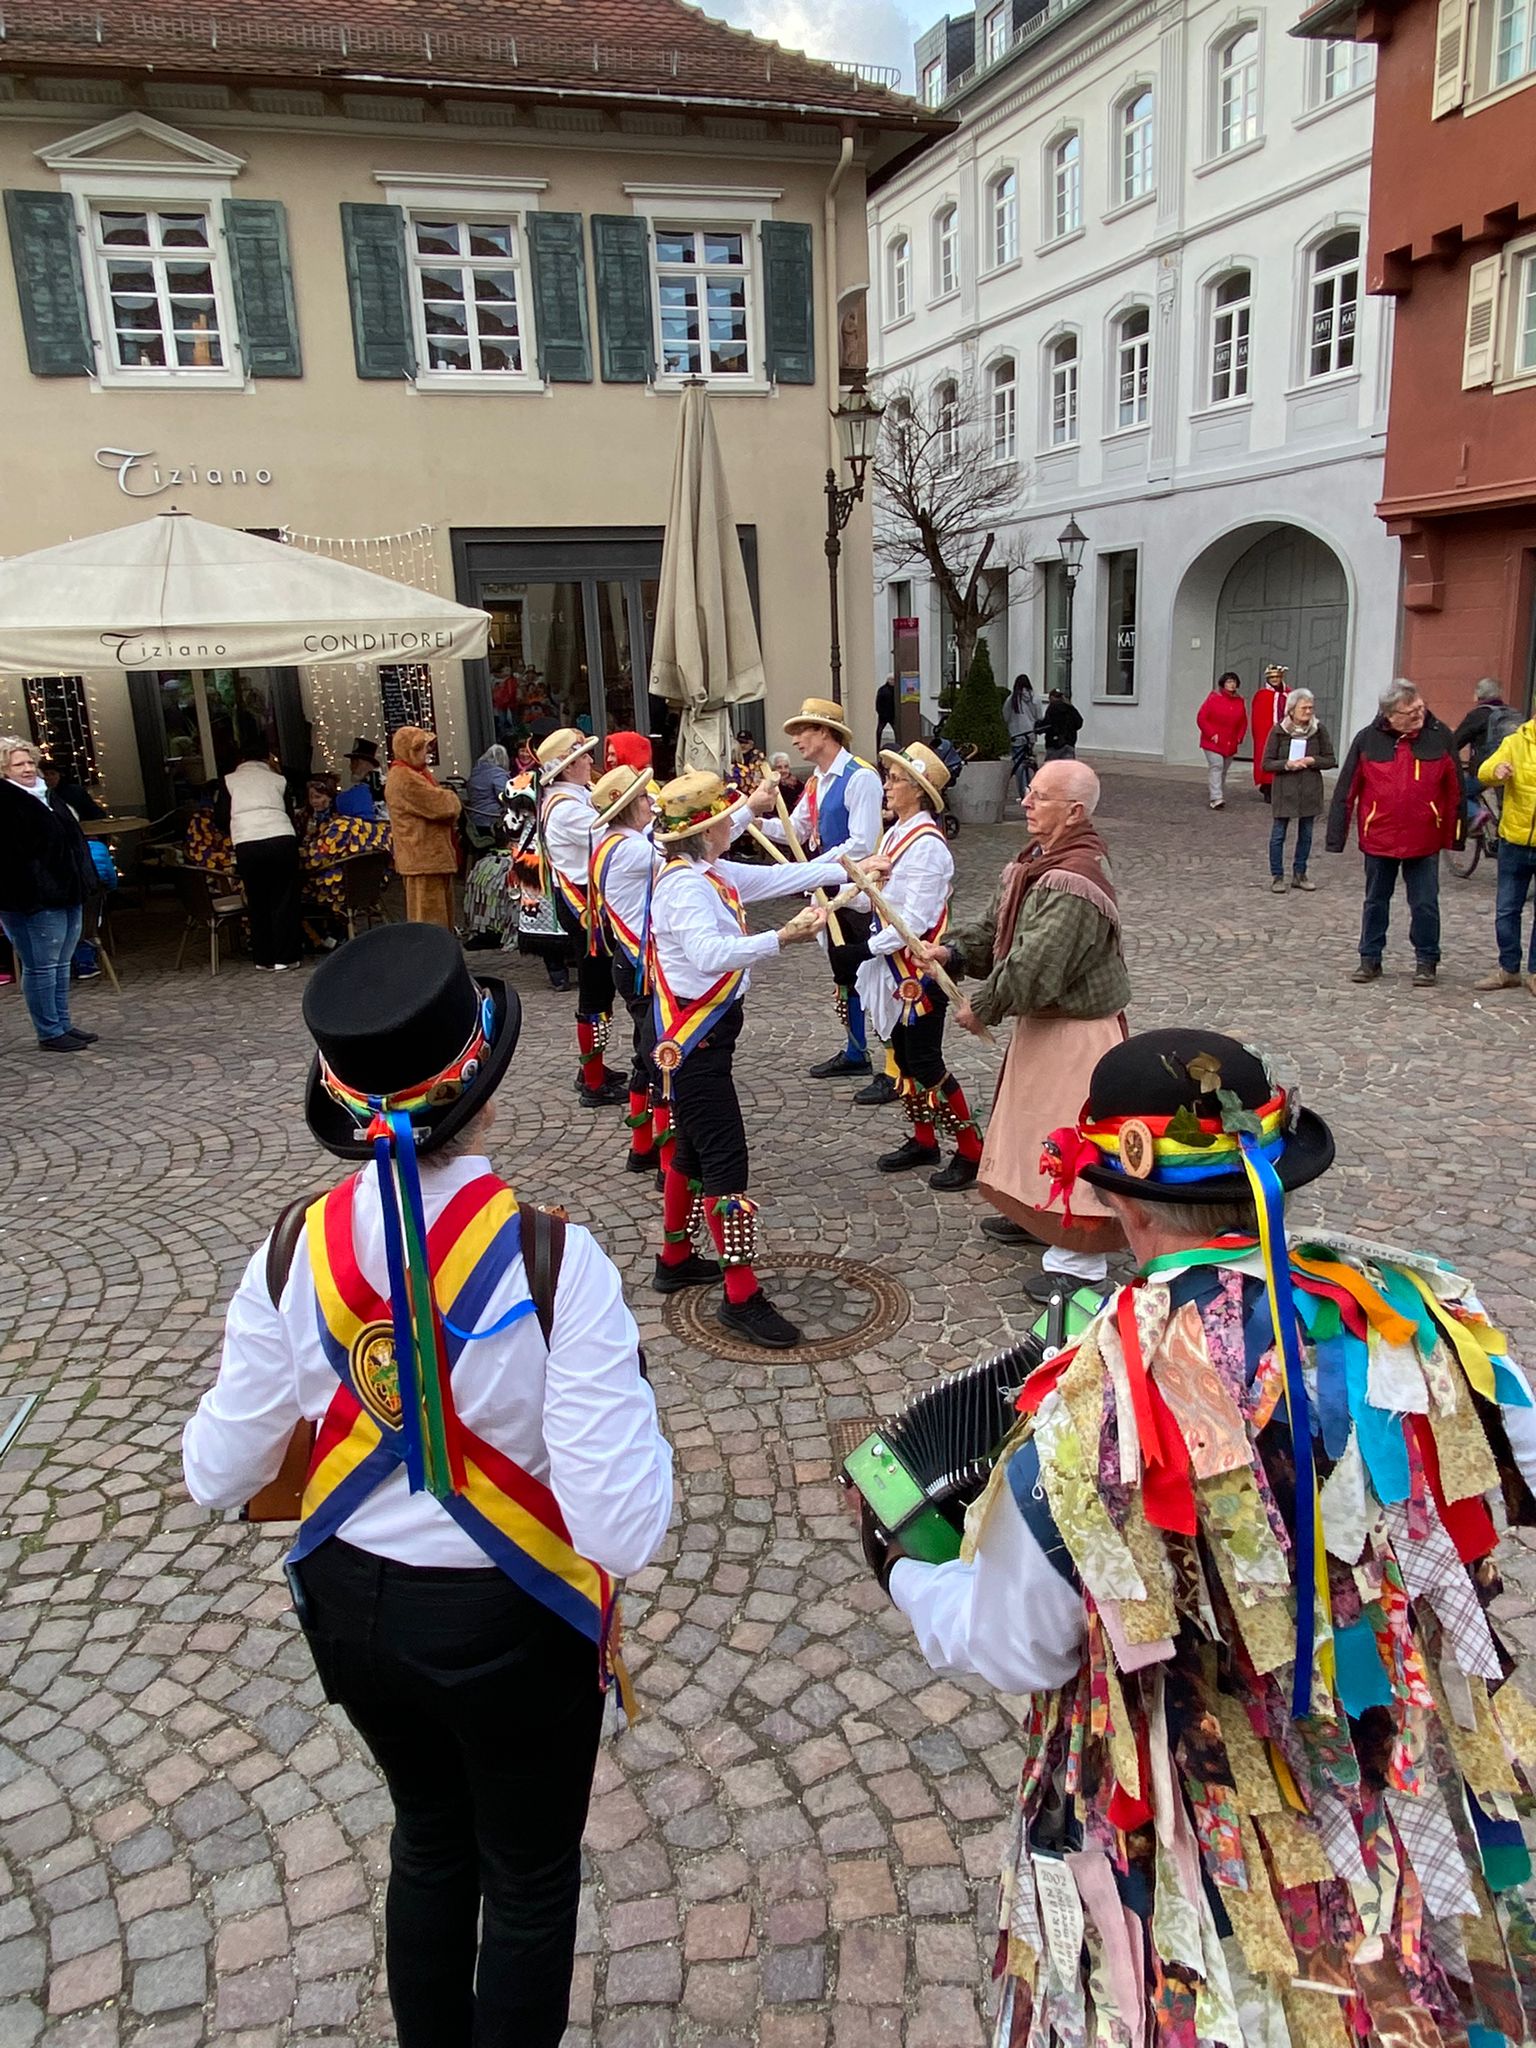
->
[1296, 0, 1536, 723]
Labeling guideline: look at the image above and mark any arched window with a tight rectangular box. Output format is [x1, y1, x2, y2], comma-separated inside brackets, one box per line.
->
[1114, 306, 1151, 427]
[990, 357, 1017, 461]
[1209, 269, 1252, 403]
[1216, 27, 1260, 153]
[1119, 89, 1154, 203]
[933, 205, 959, 298]
[1307, 230, 1359, 379]
[935, 378, 960, 470]
[1050, 132, 1082, 239]
[887, 234, 911, 322]
[1048, 334, 1079, 446]
[991, 170, 1019, 268]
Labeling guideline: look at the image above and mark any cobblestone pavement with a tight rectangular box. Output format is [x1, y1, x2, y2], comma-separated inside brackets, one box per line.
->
[2, 769, 1534, 2048]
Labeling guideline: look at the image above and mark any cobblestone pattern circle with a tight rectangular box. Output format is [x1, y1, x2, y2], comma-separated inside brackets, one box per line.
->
[662, 1255, 912, 1364]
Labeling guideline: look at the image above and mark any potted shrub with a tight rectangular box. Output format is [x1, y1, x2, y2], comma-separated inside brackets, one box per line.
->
[943, 642, 1012, 824]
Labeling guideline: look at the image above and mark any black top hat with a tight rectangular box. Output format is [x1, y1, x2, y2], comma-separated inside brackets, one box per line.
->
[1075, 1028, 1334, 1205]
[347, 737, 380, 764]
[302, 924, 521, 1160]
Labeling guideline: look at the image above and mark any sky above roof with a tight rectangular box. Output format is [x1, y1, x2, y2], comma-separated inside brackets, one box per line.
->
[693, 0, 925, 89]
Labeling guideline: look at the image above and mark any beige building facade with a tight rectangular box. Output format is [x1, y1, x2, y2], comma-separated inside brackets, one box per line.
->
[0, 8, 944, 810]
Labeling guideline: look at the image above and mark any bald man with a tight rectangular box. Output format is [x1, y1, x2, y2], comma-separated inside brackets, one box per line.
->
[921, 759, 1131, 1300]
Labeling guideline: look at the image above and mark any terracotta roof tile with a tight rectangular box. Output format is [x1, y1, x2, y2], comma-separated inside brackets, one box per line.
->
[3, 0, 943, 127]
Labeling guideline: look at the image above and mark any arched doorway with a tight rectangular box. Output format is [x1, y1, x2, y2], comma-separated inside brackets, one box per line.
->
[1166, 521, 1352, 763]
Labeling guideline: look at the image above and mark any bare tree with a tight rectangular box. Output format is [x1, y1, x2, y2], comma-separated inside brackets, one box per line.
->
[872, 371, 1026, 690]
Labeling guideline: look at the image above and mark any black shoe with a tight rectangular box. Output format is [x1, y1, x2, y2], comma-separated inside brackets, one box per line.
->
[1350, 959, 1382, 984]
[577, 1078, 628, 1108]
[878, 1137, 941, 1174]
[717, 1290, 801, 1349]
[929, 1155, 979, 1191]
[808, 1052, 872, 1079]
[38, 1034, 84, 1053]
[981, 1214, 1038, 1246]
[72, 964, 102, 981]
[1412, 959, 1438, 988]
[63, 1028, 99, 1046]
[853, 1073, 899, 1107]
[625, 1148, 659, 1174]
[1024, 1270, 1103, 1307]
[655, 1167, 666, 1192]
[652, 1252, 720, 1294]
[546, 969, 571, 992]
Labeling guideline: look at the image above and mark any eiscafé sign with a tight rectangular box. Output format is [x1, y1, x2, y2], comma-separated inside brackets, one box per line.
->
[94, 446, 274, 497]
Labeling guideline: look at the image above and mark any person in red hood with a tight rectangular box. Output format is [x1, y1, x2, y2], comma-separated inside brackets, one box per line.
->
[604, 730, 653, 778]
[1325, 679, 1461, 987]
[1195, 671, 1247, 810]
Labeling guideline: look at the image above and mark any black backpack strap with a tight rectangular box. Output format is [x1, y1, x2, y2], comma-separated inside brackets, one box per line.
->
[266, 1194, 317, 1306]
[523, 1204, 567, 1347]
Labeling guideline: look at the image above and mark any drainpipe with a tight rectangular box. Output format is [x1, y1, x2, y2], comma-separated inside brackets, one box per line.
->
[823, 125, 856, 709]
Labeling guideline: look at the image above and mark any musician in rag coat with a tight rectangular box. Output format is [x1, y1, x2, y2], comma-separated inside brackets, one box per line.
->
[928, 758, 1128, 1301]
[862, 1027, 1536, 2048]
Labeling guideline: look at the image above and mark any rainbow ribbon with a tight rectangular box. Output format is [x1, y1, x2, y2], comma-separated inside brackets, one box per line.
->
[368, 1110, 465, 1501]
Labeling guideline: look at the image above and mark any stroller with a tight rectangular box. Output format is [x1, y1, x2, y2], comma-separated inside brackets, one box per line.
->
[929, 731, 974, 841]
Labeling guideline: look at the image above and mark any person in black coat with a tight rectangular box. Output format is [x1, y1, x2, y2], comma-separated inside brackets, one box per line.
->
[1039, 690, 1084, 759]
[0, 736, 98, 1051]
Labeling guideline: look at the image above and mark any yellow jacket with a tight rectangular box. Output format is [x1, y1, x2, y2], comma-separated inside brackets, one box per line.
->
[1479, 720, 1536, 847]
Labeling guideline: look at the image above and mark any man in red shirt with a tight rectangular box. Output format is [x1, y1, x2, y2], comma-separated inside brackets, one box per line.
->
[1325, 679, 1461, 986]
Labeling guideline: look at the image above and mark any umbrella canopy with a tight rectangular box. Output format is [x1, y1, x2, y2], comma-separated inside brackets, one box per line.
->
[0, 510, 489, 674]
[649, 381, 765, 779]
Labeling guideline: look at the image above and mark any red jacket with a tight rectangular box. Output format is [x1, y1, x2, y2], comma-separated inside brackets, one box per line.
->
[1325, 714, 1460, 859]
[1196, 689, 1248, 757]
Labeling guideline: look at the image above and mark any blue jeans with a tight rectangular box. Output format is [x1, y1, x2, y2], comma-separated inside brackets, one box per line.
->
[1495, 839, 1536, 973]
[1, 905, 83, 1041]
[1359, 854, 1440, 966]
[1269, 815, 1314, 878]
[1010, 739, 1035, 796]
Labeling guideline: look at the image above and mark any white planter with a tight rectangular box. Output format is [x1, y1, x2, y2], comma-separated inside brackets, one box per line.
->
[949, 756, 1011, 825]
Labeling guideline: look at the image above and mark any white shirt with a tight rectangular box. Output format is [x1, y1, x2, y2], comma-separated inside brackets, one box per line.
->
[649, 852, 844, 1002]
[763, 747, 883, 863]
[182, 1155, 674, 1579]
[854, 816, 955, 1039]
[595, 825, 659, 943]
[541, 780, 597, 890]
[890, 1478, 1086, 1696]
[226, 761, 296, 847]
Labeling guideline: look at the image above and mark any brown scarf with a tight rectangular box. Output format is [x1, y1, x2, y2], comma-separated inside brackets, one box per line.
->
[992, 818, 1119, 962]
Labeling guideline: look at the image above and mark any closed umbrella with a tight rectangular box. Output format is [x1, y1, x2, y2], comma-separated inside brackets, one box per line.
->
[649, 381, 764, 779]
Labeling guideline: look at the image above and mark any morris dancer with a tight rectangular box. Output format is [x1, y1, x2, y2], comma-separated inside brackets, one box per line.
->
[648, 771, 842, 1349]
[588, 762, 667, 1177]
[859, 1027, 1536, 2048]
[855, 742, 982, 1191]
[762, 695, 886, 1090]
[536, 727, 624, 1108]
[183, 923, 673, 2048]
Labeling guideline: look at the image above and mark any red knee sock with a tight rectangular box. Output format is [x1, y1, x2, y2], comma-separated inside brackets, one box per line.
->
[576, 1017, 606, 1091]
[626, 1091, 654, 1157]
[705, 1200, 759, 1303]
[913, 1117, 940, 1152]
[660, 1167, 697, 1266]
[652, 1101, 673, 1173]
[942, 1077, 983, 1160]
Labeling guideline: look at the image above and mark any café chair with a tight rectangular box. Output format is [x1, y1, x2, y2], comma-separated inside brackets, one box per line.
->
[172, 865, 247, 977]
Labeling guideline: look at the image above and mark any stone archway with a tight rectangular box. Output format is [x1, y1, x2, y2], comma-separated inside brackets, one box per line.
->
[1166, 522, 1353, 763]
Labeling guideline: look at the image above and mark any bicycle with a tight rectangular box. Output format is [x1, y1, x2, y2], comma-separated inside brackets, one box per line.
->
[1449, 786, 1501, 879]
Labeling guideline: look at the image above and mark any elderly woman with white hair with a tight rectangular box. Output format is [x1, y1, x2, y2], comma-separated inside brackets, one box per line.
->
[1258, 686, 1336, 892]
[0, 735, 98, 1051]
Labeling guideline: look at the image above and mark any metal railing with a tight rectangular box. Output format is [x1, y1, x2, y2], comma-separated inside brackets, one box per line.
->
[944, 0, 1085, 97]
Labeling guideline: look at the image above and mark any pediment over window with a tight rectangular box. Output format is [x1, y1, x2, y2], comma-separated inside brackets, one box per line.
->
[36, 112, 246, 178]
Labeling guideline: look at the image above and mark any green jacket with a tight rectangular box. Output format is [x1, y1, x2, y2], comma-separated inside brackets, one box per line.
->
[949, 876, 1130, 1027]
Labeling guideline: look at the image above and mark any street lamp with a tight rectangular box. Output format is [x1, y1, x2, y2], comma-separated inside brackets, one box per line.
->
[1057, 515, 1087, 701]
[824, 382, 886, 706]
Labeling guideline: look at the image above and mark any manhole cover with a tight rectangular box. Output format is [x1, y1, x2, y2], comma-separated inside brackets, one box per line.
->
[663, 1254, 910, 1364]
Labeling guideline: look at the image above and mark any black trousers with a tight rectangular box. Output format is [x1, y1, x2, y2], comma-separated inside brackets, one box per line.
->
[235, 834, 303, 968]
[663, 1001, 749, 1193]
[555, 895, 614, 1019]
[293, 1539, 604, 2048]
[825, 907, 873, 989]
[890, 988, 950, 1089]
[612, 953, 655, 1095]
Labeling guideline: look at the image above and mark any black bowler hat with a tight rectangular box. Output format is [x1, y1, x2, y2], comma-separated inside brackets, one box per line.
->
[302, 924, 521, 1160]
[1074, 1027, 1334, 1205]
[347, 737, 380, 764]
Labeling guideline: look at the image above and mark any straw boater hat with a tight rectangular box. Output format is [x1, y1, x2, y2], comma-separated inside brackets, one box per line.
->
[655, 770, 737, 844]
[783, 695, 853, 746]
[535, 726, 600, 780]
[878, 741, 950, 813]
[590, 762, 653, 831]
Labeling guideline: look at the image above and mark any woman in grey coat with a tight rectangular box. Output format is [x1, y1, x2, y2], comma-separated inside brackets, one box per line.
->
[1260, 688, 1336, 891]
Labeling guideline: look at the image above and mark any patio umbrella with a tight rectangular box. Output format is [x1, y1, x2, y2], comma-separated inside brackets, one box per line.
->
[649, 381, 765, 779]
[0, 510, 489, 776]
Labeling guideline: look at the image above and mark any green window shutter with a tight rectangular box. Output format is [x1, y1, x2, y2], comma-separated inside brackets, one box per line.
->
[526, 211, 592, 383]
[223, 198, 302, 379]
[340, 202, 415, 380]
[591, 214, 654, 384]
[762, 220, 815, 386]
[4, 189, 93, 377]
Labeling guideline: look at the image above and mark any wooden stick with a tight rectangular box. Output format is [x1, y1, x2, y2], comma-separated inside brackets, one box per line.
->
[772, 784, 845, 947]
[838, 853, 996, 1046]
[745, 822, 791, 864]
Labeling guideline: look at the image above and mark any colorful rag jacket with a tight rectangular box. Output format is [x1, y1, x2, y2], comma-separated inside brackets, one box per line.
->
[300, 814, 392, 915]
[974, 1232, 1536, 2048]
